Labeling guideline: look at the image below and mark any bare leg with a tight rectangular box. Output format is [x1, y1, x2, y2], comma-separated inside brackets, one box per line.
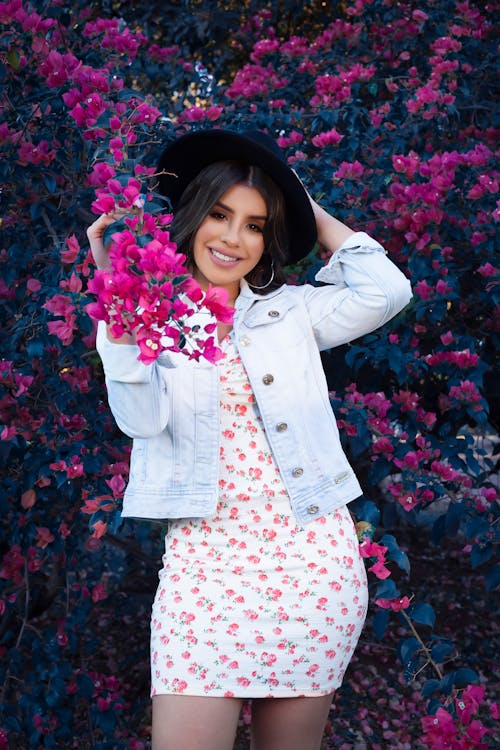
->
[250, 694, 334, 750]
[152, 694, 243, 750]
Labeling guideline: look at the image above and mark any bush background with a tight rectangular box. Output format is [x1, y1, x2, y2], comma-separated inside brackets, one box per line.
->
[0, 0, 497, 747]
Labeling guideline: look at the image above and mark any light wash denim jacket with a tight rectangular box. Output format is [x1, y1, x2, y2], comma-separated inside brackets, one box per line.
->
[96, 232, 412, 525]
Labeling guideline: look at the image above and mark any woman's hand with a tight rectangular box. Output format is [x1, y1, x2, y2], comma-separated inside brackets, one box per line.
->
[305, 192, 354, 253]
[87, 210, 138, 345]
[292, 171, 354, 251]
[86, 211, 125, 270]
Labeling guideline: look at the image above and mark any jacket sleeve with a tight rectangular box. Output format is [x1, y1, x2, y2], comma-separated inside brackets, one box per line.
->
[95, 321, 171, 438]
[301, 231, 412, 350]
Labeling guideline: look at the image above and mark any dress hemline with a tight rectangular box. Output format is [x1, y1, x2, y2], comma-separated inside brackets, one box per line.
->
[151, 687, 339, 699]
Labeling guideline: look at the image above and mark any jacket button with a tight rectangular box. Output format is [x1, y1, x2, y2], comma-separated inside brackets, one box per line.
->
[307, 504, 319, 514]
[268, 310, 279, 318]
[276, 422, 288, 432]
[292, 467, 303, 477]
[262, 374, 274, 385]
[239, 336, 251, 346]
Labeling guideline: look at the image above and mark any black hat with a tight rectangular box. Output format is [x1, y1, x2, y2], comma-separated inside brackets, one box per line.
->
[156, 128, 317, 263]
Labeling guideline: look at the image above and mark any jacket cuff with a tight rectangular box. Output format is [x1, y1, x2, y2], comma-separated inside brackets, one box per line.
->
[96, 321, 152, 383]
[315, 231, 385, 285]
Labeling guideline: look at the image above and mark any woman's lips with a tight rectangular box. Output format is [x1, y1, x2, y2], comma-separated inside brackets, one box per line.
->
[209, 247, 241, 266]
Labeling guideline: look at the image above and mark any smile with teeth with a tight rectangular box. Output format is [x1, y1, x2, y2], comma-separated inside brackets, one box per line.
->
[210, 247, 241, 263]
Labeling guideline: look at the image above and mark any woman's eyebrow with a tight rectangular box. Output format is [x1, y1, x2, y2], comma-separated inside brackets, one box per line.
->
[214, 200, 267, 221]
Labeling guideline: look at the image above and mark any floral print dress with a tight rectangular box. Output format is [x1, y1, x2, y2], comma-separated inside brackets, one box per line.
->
[150, 335, 368, 697]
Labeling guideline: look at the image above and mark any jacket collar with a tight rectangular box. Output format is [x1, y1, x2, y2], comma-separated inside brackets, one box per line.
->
[236, 278, 286, 307]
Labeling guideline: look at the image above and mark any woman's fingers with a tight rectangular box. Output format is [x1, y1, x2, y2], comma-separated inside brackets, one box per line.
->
[87, 213, 119, 269]
[87, 203, 143, 269]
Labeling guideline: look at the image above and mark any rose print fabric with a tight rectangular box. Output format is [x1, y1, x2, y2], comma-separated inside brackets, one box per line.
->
[150, 335, 368, 697]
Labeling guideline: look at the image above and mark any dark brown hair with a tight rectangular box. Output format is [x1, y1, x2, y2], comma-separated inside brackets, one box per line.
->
[170, 161, 290, 293]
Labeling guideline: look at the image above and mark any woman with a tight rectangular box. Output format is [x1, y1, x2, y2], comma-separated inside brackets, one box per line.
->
[88, 129, 412, 750]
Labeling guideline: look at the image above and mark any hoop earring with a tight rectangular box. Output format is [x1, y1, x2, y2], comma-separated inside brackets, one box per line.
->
[248, 260, 275, 290]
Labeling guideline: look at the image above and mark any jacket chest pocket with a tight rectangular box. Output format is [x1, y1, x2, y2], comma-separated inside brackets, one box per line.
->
[242, 298, 306, 351]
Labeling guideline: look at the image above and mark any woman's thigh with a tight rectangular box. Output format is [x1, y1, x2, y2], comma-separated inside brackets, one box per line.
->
[250, 694, 335, 750]
[152, 694, 243, 750]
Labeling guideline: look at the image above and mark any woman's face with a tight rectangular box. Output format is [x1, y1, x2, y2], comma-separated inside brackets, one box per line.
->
[192, 183, 267, 302]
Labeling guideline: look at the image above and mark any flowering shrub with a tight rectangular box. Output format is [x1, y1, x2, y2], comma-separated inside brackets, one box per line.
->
[0, 0, 497, 746]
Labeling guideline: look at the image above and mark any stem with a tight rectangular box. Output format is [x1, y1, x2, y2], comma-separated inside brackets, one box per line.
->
[400, 609, 444, 680]
[0, 560, 30, 707]
[41, 208, 61, 248]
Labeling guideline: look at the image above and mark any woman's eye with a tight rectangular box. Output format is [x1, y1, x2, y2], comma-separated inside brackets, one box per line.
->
[248, 223, 263, 233]
[210, 211, 226, 220]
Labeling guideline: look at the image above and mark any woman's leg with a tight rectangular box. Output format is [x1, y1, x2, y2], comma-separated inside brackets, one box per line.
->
[250, 694, 334, 750]
[151, 694, 243, 750]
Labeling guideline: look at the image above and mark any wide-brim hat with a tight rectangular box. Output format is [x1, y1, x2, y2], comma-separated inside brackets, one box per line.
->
[156, 128, 317, 263]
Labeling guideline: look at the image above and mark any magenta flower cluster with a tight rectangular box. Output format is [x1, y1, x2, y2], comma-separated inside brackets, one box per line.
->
[86, 208, 234, 365]
[420, 685, 496, 750]
[85, 171, 233, 364]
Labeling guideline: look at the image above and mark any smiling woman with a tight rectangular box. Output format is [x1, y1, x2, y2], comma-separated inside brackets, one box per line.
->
[191, 184, 267, 306]
[89, 128, 412, 750]
[169, 157, 291, 293]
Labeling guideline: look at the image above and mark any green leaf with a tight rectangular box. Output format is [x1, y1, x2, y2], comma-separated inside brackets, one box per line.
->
[421, 678, 440, 697]
[398, 636, 420, 665]
[373, 608, 390, 640]
[409, 602, 435, 628]
[470, 542, 493, 568]
[7, 49, 20, 69]
[485, 564, 500, 591]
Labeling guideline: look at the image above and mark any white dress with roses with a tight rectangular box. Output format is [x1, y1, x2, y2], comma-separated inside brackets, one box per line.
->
[150, 335, 368, 697]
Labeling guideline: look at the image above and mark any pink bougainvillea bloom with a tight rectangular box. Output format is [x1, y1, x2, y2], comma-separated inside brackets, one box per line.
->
[135, 328, 163, 365]
[59, 274, 82, 295]
[440, 330, 454, 345]
[490, 703, 500, 720]
[105, 474, 126, 498]
[398, 493, 419, 511]
[333, 160, 364, 180]
[21, 489, 36, 509]
[61, 234, 80, 263]
[422, 707, 458, 743]
[465, 719, 489, 745]
[375, 596, 410, 611]
[37, 49, 78, 87]
[359, 539, 390, 577]
[413, 279, 433, 299]
[178, 105, 223, 123]
[91, 582, 108, 601]
[47, 317, 77, 346]
[477, 262, 496, 277]
[431, 460, 459, 482]
[277, 130, 304, 148]
[368, 559, 391, 579]
[91, 521, 108, 540]
[35, 527, 55, 549]
[249, 37, 280, 62]
[449, 380, 482, 405]
[91, 191, 116, 214]
[312, 128, 344, 148]
[456, 684, 485, 726]
[436, 279, 452, 294]
[203, 285, 235, 324]
[87, 161, 117, 186]
[196, 337, 226, 364]
[393, 389, 419, 412]
[66, 459, 84, 479]
[371, 436, 394, 457]
[1, 426, 16, 440]
[17, 139, 55, 166]
[26, 278, 41, 293]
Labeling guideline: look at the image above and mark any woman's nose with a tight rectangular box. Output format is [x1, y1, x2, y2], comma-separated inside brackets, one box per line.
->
[221, 222, 240, 246]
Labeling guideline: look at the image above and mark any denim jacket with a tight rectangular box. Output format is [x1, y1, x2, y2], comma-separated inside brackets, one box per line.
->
[96, 232, 412, 525]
